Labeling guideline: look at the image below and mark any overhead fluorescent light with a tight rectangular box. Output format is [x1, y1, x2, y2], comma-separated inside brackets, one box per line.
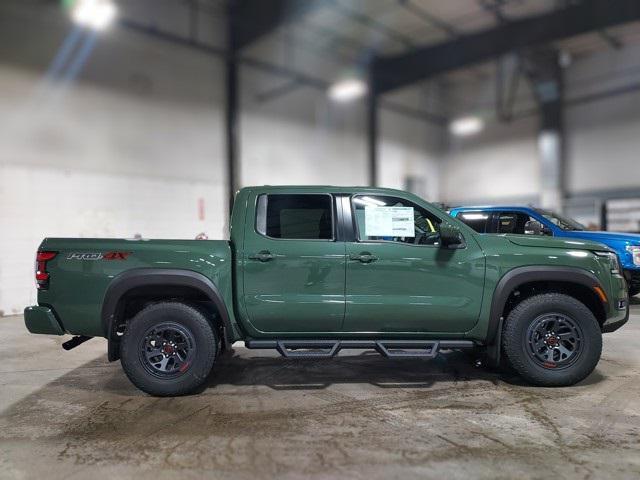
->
[449, 116, 484, 137]
[71, 0, 117, 31]
[328, 79, 367, 102]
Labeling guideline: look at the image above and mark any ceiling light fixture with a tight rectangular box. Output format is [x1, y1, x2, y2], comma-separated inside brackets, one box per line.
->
[71, 0, 117, 31]
[449, 116, 484, 137]
[328, 78, 368, 102]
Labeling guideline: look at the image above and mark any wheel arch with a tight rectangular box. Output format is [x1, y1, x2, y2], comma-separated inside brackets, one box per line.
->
[102, 268, 233, 361]
[485, 266, 607, 366]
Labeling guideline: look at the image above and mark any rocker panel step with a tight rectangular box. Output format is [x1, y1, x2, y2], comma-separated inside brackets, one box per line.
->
[245, 339, 475, 359]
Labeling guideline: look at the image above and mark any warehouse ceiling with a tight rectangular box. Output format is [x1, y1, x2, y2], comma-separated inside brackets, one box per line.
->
[195, 0, 640, 117]
[11, 0, 640, 121]
[209, 0, 640, 76]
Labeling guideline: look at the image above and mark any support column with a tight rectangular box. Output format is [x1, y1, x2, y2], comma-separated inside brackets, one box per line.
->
[538, 102, 564, 211]
[225, 2, 240, 215]
[524, 49, 565, 211]
[367, 76, 378, 187]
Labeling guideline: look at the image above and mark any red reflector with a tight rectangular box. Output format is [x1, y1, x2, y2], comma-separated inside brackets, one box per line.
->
[36, 271, 49, 281]
[37, 251, 57, 261]
[35, 251, 57, 289]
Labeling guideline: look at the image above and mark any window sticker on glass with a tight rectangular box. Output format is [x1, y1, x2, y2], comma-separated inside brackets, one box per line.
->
[364, 206, 415, 237]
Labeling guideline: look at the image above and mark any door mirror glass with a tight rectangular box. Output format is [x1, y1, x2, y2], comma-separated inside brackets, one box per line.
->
[524, 220, 550, 236]
[440, 225, 464, 248]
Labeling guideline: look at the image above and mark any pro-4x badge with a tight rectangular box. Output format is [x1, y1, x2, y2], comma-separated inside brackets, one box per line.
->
[67, 252, 130, 261]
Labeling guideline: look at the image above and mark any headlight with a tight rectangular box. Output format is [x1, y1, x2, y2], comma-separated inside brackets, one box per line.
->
[627, 245, 640, 266]
[595, 251, 621, 274]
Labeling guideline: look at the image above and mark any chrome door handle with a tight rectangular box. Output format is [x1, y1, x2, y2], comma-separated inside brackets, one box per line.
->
[248, 251, 275, 262]
[349, 253, 378, 263]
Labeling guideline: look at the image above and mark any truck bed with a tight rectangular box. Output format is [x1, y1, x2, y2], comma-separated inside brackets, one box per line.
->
[36, 238, 233, 337]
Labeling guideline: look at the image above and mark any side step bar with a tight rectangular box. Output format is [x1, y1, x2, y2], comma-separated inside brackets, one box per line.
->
[245, 339, 475, 359]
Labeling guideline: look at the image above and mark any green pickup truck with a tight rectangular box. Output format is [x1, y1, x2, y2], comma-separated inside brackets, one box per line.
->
[25, 186, 629, 396]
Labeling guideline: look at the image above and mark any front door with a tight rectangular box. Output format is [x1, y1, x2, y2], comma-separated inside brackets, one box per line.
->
[344, 193, 485, 334]
[242, 192, 346, 334]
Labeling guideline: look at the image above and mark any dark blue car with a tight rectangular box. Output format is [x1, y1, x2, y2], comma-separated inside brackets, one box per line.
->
[449, 205, 640, 297]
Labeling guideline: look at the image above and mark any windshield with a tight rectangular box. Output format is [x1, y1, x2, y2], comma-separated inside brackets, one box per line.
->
[535, 209, 585, 231]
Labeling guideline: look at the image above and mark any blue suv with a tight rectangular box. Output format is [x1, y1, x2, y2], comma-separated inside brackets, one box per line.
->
[449, 205, 640, 297]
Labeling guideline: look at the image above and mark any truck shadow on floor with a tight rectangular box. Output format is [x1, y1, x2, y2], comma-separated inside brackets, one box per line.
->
[1, 349, 607, 405]
[72, 348, 606, 395]
[203, 350, 523, 391]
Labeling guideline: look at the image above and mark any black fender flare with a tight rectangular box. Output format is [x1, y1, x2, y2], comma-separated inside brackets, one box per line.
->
[101, 268, 234, 361]
[486, 265, 605, 351]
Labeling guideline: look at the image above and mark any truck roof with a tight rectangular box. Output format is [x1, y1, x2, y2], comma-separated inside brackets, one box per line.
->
[238, 185, 414, 196]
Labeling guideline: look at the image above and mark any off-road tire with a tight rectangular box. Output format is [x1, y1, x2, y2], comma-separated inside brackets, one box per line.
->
[502, 293, 602, 387]
[121, 302, 217, 396]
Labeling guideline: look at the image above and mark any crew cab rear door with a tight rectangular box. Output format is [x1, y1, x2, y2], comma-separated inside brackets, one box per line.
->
[241, 192, 346, 333]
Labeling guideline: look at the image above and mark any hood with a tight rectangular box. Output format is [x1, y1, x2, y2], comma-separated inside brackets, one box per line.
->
[504, 234, 610, 251]
[566, 230, 640, 246]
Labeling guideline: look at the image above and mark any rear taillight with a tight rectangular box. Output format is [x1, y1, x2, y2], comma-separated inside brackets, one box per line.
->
[36, 251, 57, 289]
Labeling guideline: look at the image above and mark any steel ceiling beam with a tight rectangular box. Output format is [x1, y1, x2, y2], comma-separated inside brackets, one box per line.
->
[230, 0, 325, 50]
[120, 18, 445, 124]
[372, 0, 640, 93]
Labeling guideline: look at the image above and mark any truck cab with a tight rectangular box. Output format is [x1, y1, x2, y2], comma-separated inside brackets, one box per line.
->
[232, 187, 485, 337]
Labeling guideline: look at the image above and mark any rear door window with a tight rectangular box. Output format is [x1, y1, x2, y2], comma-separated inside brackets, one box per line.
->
[256, 194, 334, 240]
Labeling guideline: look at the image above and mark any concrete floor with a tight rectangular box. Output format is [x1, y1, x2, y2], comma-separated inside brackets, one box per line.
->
[1, 303, 639, 480]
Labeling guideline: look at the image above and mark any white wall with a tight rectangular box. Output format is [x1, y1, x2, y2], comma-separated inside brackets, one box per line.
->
[441, 116, 540, 204]
[0, 2, 443, 315]
[439, 43, 640, 205]
[565, 44, 640, 194]
[567, 91, 640, 194]
[0, 59, 227, 315]
[379, 109, 442, 200]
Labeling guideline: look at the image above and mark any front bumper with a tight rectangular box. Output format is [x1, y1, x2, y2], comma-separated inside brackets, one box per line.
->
[24, 306, 65, 335]
[601, 272, 630, 333]
[602, 304, 629, 333]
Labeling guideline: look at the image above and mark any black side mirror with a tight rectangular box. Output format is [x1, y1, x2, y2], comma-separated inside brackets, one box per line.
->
[440, 224, 464, 248]
[524, 220, 542, 235]
[525, 220, 550, 235]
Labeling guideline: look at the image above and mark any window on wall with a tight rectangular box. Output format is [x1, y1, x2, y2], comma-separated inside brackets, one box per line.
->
[256, 194, 333, 240]
[352, 195, 441, 245]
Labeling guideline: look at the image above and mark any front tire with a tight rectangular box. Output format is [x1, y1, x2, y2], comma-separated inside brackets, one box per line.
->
[502, 293, 602, 387]
[120, 302, 217, 396]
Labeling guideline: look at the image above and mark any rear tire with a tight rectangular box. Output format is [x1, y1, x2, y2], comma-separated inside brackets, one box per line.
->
[629, 287, 639, 298]
[121, 302, 217, 396]
[502, 293, 602, 387]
